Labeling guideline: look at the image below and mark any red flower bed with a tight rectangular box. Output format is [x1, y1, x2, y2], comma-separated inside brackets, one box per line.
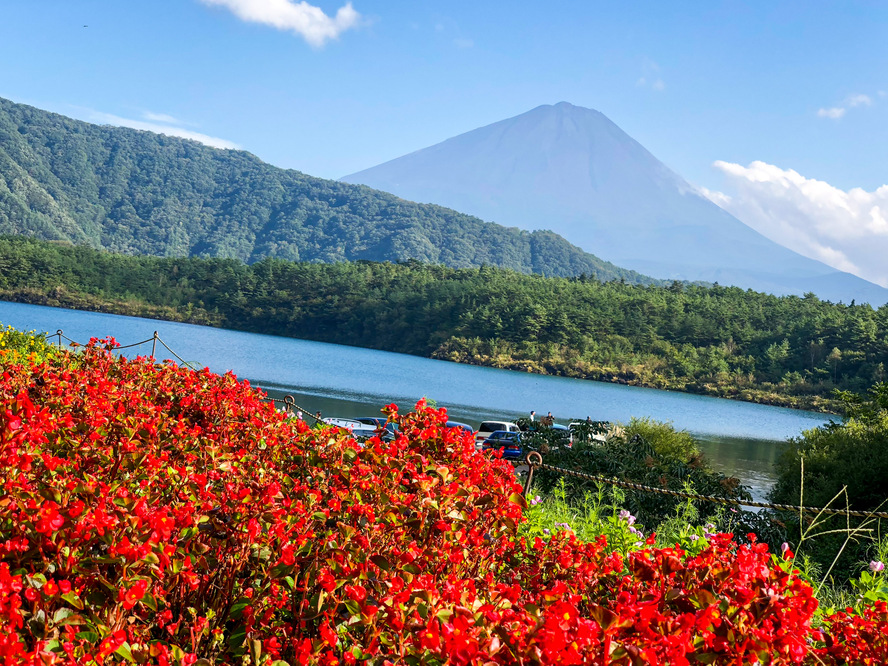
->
[0, 342, 880, 664]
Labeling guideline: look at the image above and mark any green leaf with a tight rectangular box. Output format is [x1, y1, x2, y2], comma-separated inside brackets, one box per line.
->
[370, 555, 392, 571]
[508, 492, 528, 508]
[61, 591, 84, 610]
[115, 643, 136, 663]
[52, 607, 76, 624]
[230, 599, 250, 620]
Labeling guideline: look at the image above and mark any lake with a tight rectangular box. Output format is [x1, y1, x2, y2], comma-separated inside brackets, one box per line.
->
[0, 301, 832, 501]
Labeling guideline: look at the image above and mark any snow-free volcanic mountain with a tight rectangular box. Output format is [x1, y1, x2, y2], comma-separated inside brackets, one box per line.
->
[343, 102, 888, 305]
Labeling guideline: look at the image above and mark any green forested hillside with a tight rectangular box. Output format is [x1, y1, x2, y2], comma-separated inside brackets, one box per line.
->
[0, 97, 654, 283]
[3, 236, 888, 410]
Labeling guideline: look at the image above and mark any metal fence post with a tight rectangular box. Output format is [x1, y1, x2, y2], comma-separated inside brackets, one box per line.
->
[523, 451, 542, 497]
[151, 332, 158, 359]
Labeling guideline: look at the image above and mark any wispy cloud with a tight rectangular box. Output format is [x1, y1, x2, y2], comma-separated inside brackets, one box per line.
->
[847, 93, 872, 107]
[701, 160, 888, 287]
[89, 111, 239, 150]
[198, 0, 361, 47]
[636, 58, 665, 92]
[817, 92, 874, 120]
[817, 107, 846, 119]
[453, 37, 473, 49]
[141, 111, 184, 124]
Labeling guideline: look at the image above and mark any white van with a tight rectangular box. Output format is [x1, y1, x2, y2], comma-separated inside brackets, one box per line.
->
[475, 420, 520, 449]
[323, 418, 377, 440]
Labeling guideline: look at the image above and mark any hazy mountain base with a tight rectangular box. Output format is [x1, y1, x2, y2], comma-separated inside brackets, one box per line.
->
[4, 237, 880, 413]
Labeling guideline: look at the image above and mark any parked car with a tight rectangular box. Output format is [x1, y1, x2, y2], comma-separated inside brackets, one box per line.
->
[481, 430, 524, 460]
[568, 422, 608, 444]
[475, 420, 520, 448]
[322, 418, 377, 440]
[354, 417, 399, 440]
[445, 420, 475, 435]
[551, 423, 574, 447]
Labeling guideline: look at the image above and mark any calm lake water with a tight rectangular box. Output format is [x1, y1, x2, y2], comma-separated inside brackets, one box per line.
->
[0, 301, 832, 501]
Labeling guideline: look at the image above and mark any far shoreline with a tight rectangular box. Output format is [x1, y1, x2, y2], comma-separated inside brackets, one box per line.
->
[0, 289, 842, 416]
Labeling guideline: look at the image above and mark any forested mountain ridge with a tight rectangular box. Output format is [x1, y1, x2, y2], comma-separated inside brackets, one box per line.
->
[5, 235, 888, 412]
[0, 96, 655, 283]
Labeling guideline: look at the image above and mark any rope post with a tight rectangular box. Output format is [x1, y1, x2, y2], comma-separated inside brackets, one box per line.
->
[56, 329, 63, 350]
[151, 332, 158, 359]
[284, 395, 295, 416]
[523, 451, 542, 497]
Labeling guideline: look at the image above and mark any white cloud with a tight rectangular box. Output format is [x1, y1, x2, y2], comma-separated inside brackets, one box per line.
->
[696, 185, 732, 208]
[636, 76, 665, 91]
[198, 0, 361, 47]
[636, 59, 665, 92]
[847, 93, 872, 107]
[89, 111, 240, 150]
[817, 106, 846, 119]
[817, 93, 875, 120]
[142, 111, 183, 124]
[702, 160, 888, 286]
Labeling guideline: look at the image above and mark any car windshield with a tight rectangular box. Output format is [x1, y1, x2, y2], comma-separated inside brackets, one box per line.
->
[479, 422, 505, 432]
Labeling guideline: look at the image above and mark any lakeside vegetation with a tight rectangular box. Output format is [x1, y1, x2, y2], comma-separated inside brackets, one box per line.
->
[2, 325, 888, 663]
[5, 236, 888, 411]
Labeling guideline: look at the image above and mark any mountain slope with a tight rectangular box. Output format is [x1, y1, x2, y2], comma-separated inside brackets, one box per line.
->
[343, 102, 888, 305]
[0, 96, 654, 283]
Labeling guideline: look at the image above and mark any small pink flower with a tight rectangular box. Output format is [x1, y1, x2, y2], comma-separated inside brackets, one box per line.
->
[869, 560, 885, 572]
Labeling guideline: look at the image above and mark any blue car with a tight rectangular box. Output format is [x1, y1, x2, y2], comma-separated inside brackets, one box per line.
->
[481, 430, 524, 459]
[446, 420, 474, 435]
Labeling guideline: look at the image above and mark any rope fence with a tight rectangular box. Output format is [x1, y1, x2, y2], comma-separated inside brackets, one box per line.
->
[520, 451, 888, 519]
[45, 329, 324, 424]
[40, 329, 887, 520]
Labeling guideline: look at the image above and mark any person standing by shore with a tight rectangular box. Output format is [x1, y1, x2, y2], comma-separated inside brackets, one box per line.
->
[530, 410, 536, 422]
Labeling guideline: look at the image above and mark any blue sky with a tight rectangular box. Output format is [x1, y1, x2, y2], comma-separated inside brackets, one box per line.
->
[2, 1, 888, 283]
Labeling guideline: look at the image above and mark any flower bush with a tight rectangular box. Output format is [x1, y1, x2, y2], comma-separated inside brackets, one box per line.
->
[0, 339, 885, 664]
[0, 325, 58, 366]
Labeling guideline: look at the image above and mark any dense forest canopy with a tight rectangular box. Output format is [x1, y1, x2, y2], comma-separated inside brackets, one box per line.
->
[0, 96, 655, 284]
[2, 236, 887, 410]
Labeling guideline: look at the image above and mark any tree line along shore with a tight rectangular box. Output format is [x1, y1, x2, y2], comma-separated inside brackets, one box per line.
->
[3, 235, 888, 412]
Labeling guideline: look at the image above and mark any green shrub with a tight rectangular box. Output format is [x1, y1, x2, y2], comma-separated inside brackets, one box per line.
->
[622, 416, 702, 461]
[527, 418, 786, 546]
[769, 382, 888, 585]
